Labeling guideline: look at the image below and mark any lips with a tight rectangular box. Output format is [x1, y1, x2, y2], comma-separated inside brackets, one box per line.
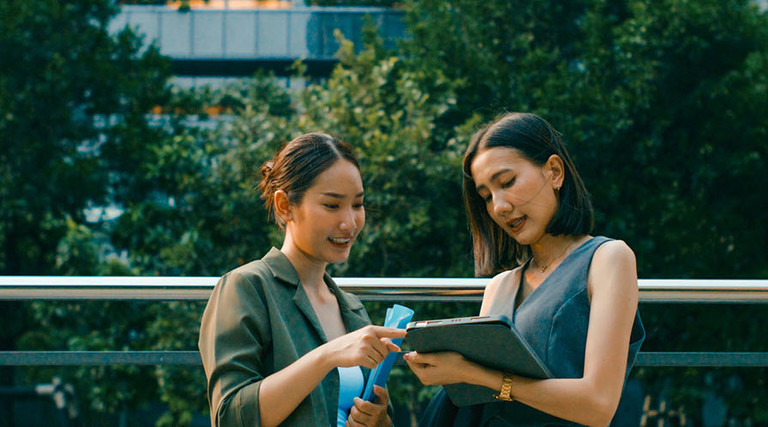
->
[328, 236, 354, 246]
[506, 216, 526, 233]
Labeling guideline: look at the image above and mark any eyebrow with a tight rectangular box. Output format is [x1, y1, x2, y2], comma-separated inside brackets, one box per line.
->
[321, 192, 365, 199]
[475, 169, 513, 192]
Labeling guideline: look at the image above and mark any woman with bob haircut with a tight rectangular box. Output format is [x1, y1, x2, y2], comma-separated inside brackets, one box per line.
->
[199, 132, 405, 427]
[406, 113, 645, 426]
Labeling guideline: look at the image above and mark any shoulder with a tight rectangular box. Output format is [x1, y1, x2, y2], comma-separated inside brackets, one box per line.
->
[592, 239, 636, 270]
[485, 267, 520, 294]
[588, 239, 638, 296]
[480, 267, 521, 315]
[226, 258, 273, 282]
[213, 258, 278, 303]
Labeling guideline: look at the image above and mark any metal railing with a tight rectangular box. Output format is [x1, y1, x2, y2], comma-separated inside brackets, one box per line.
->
[1, 277, 768, 368]
[3, 276, 768, 302]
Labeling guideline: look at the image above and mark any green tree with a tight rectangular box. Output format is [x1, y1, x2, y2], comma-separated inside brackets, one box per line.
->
[402, 0, 768, 280]
[0, 0, 170, 275]
[0, 0, 170, 423]
[9, 0, 768, 424]
[400, 0, 768, 422]
[298, 25, 471, 278]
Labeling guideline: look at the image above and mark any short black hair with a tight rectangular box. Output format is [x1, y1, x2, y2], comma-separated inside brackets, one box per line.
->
[462, 113, 594, 276]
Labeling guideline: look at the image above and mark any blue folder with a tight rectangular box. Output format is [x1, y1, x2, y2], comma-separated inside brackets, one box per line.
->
[361, 304, 414, 401]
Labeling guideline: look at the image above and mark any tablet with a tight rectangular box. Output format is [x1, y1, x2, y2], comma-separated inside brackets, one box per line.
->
[405, 315, 552, 406]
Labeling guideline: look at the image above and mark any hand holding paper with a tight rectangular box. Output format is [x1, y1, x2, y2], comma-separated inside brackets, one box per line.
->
[361, 304, 414, 401]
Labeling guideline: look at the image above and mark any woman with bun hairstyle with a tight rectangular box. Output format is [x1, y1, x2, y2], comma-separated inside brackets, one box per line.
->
[199, 133, 405, 427]
[405, 113, 645, 426]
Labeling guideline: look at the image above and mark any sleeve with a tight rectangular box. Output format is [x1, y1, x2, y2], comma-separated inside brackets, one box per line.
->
[198, 270, 272, 427]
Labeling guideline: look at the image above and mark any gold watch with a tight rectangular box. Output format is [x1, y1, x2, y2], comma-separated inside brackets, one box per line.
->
[494, 369, 514, 401]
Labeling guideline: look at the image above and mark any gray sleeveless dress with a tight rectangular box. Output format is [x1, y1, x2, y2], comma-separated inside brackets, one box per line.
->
[478, 236, 646, 426]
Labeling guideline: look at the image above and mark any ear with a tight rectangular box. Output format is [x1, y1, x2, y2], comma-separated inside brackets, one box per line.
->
[545, 155, 565, 190]
[274, 190, 293, 223]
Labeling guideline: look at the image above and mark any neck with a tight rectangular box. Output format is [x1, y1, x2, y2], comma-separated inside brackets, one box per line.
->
[280, 239, 328, 291]
[529, 235, 581, 271]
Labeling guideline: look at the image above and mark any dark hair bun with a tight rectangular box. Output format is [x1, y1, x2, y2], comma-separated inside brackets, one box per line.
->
[260, 161, 274, 178]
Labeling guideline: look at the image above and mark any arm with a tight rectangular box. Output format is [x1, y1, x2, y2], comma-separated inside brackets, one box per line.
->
[258, 326, 403, 427]
[199, 271, 270, 427]
[406, 240, 639, 427]
[200, 272, 404, 427]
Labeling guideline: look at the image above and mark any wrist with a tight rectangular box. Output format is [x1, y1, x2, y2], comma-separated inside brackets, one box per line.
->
[462, 360, 495, 386]
[494, 369, 515, 402]
[310, 343, 336, 373]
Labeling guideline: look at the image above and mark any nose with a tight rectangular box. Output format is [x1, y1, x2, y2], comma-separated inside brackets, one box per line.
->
[339, 207, 358, 230]
[491, 192, 513, 217]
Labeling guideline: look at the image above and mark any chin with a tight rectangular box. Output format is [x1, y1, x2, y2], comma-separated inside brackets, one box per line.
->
[326, 251, 352, 265]
[510, 231, 539, 247]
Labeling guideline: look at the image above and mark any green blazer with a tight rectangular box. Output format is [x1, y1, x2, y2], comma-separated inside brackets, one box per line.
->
[199, 247, 373, 427]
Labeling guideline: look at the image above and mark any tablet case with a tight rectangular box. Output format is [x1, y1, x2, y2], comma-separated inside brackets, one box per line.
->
[405, 315, 552, 406]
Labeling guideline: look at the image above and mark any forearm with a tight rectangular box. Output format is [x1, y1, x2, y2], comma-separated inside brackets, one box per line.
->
[258, 344, 335, 427]
[465, 365, 618, 427]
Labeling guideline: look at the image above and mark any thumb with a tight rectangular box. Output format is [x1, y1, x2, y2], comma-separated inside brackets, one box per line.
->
[373, 384, 390, 405]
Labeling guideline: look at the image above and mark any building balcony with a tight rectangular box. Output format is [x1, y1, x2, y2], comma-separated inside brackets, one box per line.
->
[110, 4, 407, 78]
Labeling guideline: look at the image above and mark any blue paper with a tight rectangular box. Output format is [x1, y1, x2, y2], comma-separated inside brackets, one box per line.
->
[361, 304, 414, 401]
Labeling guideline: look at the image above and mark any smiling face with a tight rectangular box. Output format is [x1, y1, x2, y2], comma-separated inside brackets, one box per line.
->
[470, 146, 562, 246]
[281, 159, 365, 267]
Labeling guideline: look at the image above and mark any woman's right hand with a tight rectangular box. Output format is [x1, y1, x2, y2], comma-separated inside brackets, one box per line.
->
[404, 351, 475, 385]
[322, 325, 405, 369]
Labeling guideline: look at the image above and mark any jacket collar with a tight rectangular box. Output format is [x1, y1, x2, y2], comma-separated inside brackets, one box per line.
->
[263, 247, 364, 311]
[262, 247, 301, 286]
[262, 247, 367, 331]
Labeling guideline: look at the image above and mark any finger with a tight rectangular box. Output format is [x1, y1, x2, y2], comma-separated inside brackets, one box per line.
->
[365, 353, 381, 368]
[383, 340, 401, 353]
[372, 385, 390, 405]
[406, 351, 448, 365]
[403, 351, 428, 364]
[355, 396, 377, 410]
[370, 326, 407, 339]
[349, 399, 375, 422]
[368, 337, 391, 362]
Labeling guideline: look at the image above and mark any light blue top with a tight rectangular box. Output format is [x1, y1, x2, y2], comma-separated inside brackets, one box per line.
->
[337, 366, 364, 427]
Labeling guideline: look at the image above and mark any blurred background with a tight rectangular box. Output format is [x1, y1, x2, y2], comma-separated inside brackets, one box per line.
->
[1, 0, 767, 425]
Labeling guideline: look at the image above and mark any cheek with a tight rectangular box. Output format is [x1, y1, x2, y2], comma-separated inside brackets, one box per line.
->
[357, 211, 366, 228]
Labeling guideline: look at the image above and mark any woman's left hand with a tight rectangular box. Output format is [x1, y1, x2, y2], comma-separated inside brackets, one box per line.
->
[347, 385, 391, 427]
[404, 351, 471, 386]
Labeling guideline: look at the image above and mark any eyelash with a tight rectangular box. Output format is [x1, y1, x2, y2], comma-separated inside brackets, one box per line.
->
[324, 203, 365, 209]
[480, 177, 515, 203]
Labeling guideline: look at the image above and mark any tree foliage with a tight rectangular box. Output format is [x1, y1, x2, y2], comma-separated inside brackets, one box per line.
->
[400, 0, 768, 422]
[402, 0, 768, 280]
[3, 0, 768, 425]
[0, 0, 170, 275]
[298, 25, 471, 278]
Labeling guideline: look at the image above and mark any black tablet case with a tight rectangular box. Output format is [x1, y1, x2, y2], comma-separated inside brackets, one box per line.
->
[405, 315, 553, 406]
